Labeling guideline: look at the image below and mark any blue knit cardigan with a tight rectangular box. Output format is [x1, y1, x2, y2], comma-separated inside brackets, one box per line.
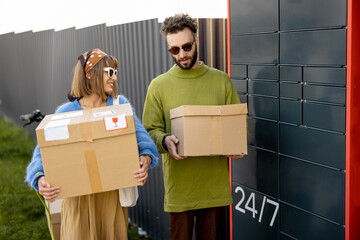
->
[25, 95, 158, 191]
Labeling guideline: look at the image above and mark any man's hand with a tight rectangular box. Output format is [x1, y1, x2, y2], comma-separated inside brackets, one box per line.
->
[37, 176, 60, 202]
[134, 155, 152, 185]
[164, 135, 186, 160]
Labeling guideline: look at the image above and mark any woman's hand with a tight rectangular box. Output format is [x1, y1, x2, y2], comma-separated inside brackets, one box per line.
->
[37, 176, 60, 202]
[133, 155, 152, 185]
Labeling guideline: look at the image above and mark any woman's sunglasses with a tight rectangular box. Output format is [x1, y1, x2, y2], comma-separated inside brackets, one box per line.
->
[168, 41, 195, 55]
[104, 67, 118, 78]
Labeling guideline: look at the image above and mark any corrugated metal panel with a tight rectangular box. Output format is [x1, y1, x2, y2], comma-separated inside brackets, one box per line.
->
[0, 32, 16, 119]
[34, 30, 55, 113]
[198, 18, 227, 72]
[0, 18, 227, 240]
[52, 27, 78, 108]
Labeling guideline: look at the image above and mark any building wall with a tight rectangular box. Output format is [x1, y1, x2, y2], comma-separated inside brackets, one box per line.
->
[229, 0, 346, 239]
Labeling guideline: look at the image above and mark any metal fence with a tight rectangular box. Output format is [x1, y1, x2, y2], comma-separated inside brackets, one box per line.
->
[0, 18, 227, 239]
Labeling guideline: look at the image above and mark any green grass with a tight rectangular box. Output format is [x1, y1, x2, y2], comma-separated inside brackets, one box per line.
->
[0, 116, 49, 239]
[0, 116, 152, 240]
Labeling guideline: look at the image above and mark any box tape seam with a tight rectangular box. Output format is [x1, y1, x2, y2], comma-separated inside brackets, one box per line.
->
[84, 149, 102, 193]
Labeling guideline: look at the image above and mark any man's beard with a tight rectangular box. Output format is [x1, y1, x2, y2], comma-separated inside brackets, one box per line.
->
[173, 46, 198, 70]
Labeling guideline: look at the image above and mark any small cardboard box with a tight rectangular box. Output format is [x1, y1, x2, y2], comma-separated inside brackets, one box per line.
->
[36, 104, 141, 199]
[170, 104, 248, 157]
[45, 199, 62, 240]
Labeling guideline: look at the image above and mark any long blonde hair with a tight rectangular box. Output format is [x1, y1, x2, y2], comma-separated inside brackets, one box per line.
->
[70, 55, 119, 101]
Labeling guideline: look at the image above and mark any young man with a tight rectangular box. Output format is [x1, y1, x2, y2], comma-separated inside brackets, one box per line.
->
[142, 14, 241, 240]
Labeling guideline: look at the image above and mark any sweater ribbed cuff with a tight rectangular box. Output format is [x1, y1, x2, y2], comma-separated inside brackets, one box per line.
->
[162, 135, 169, 152]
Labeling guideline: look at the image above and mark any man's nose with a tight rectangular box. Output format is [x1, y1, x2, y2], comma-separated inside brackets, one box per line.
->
[179, 48, 186, 58]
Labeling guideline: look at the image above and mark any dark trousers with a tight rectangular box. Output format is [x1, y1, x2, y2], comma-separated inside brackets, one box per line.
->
[170, 206, 229, 240]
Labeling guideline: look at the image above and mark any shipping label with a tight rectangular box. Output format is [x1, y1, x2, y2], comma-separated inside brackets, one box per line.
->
[51, 111, 83, 120]
[93, 110, 116, 117]
[104, 114, 127, 131]
[44, 119, 71, 141]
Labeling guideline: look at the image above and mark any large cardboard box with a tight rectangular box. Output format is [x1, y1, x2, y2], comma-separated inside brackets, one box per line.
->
[36, 104, 141, 199]
[170, 104, 248, 157]
[45, 199, 62, 240]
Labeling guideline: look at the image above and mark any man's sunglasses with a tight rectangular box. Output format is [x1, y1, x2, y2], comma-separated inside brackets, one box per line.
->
[168, 41, 195, 55]
[104, 67, 118, 78]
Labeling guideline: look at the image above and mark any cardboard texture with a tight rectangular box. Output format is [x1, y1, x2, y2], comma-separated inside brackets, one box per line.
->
[36, 104, 141, 199]
[170, 104, 248, 157]
[45, 199, 62, 240]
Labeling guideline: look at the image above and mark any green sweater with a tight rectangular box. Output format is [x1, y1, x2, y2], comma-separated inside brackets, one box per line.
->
[143, 62, 240, 212]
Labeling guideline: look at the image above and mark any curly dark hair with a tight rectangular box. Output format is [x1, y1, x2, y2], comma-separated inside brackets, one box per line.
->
[160, 13, 198, 37]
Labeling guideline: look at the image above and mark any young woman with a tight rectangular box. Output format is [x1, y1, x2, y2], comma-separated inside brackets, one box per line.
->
[26, 49, 158, 239]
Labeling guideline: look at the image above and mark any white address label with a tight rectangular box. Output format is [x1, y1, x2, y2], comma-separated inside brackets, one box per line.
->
[51, 111, 83, 120]
[104, 114, 127, 131]
[93, 110, 116, 117]
[44, 119, 71, 141]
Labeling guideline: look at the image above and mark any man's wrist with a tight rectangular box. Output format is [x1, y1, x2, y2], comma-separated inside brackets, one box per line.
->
[162, 134, 169, 152]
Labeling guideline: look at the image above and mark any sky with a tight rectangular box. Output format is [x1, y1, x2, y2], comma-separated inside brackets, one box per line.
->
[0, 0, 227, 35]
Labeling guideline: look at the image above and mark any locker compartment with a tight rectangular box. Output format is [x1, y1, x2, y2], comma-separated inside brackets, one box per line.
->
[280, 82, 302, 99]
[232, 146, 278, 197]
[248, 96, 279, 121]
[231, 34, 279, 64]
[231, 64, 247, 79]
[248, 65, 278, 80]
[280, 155, 345, 224]
[279, 124, 345, 169]
[230, 0, 278, 34]
[239, 93, 248, 104]
[232, 183, 279, 240]
[232, 79, 247, 93]
[280, 233, 295, 240]
[303, 85, 346, 105]
[248, 80, 279, 97]
[248, 118, 278, 152]
[280, 29, 346, 66]
[303, 102, 345, 132]
[280, 203, 345, 240]
[280, 0, 346, 30]
[280, 99, 302, 125]
[304, 67, 346, 86]
[280, 66, 302, 82]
